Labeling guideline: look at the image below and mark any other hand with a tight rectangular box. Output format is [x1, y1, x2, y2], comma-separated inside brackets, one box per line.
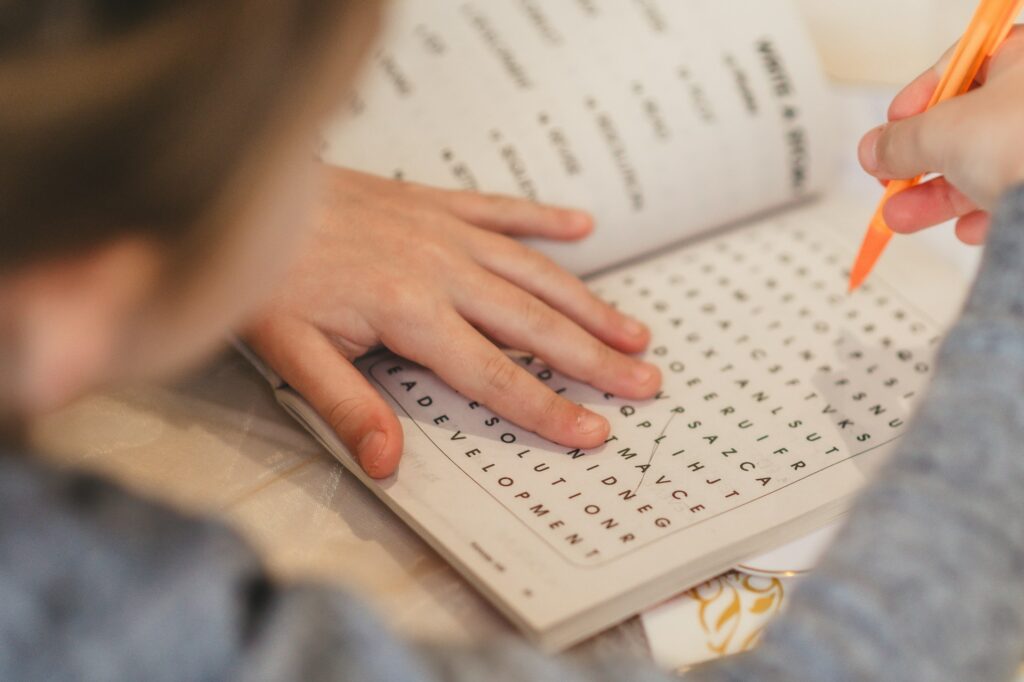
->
[245, 167, 660, 478]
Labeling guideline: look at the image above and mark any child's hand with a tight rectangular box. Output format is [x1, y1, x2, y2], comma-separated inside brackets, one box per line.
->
[244, 167, 660, 478]
[859, 27, 1024, 244]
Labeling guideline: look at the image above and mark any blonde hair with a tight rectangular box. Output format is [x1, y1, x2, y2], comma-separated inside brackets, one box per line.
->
[0, 0, 380, 268]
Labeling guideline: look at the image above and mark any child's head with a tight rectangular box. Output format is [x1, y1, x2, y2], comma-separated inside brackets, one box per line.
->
[0, 0, 382, 418]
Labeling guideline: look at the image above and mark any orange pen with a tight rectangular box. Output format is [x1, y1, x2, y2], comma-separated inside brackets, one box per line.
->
[847, 0, 1024, 292]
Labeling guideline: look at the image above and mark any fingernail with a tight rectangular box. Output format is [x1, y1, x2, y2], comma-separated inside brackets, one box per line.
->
[569, 210, 593, 232]
[357, 430, 387, 472]
[633, 363, 657, 384]
[577, 411, 608, 435]
[861, 126, 884, 173]
[623, 317, 647, 338]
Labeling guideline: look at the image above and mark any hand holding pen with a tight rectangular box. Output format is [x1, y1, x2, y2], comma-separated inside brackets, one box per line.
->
[850, 0, 1024, 289]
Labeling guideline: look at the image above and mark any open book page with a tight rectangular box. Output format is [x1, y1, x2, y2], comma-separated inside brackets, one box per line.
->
[271, 193, 968, 650]
[321, 0, 837, 275]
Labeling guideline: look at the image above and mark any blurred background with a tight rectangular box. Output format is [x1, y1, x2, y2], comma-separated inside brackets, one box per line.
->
[796, 0, 982, 83]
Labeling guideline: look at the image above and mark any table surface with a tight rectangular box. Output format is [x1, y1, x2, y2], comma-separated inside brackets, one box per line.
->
[27, 350, 649, 656]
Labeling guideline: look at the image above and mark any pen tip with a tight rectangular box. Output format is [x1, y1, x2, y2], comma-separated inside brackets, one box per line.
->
[847, 215, 894, 294]
[847, 261, 871, 292]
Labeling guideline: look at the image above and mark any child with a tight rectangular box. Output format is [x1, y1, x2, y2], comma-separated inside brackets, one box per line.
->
[1, 0, 662, 481]
[2, 2, 1024, 680]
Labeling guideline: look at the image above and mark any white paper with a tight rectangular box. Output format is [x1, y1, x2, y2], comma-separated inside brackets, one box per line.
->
[324, 0, 837, 275]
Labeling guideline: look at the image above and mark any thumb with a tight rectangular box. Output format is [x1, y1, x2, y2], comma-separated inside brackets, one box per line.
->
[859, 94, 973, 180]
[245, 317, 404, 478]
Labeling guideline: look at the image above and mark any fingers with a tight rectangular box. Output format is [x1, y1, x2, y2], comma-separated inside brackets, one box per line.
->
[456, 269, 661, 400]
[328, 166, 595, 240]
[245, 317, 404, 478]
[980, 26, 1024, 82]
[467, 233, 651, 354]
[881, 176, 991, 244]
[385, 311, 613, 449]
[429, 187, 594, 240]
[859, 92, 976, 180]
[887, 27, 1019, 121]
[955, 210, 991, 245]
[882, 176, 978, 234]
[888, 54, 948, 121]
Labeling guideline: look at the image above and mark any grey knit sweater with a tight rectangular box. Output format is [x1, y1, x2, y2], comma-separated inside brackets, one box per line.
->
[5, 188, 1024, 682]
